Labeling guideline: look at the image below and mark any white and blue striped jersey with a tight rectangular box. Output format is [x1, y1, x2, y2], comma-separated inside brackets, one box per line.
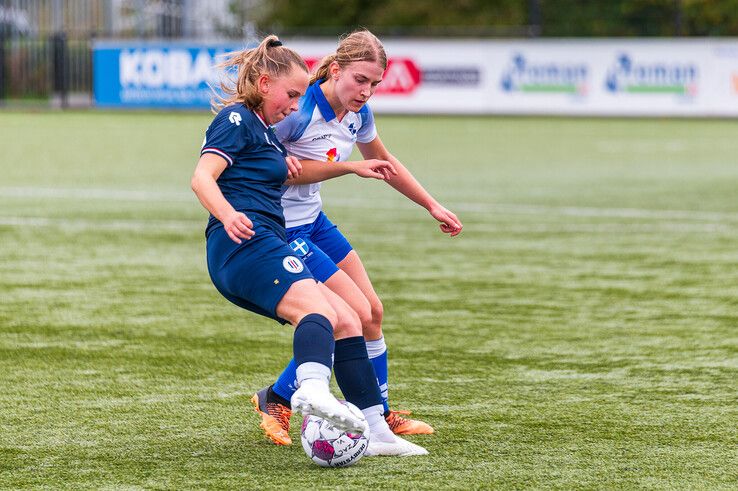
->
[274, 81, 377, 228]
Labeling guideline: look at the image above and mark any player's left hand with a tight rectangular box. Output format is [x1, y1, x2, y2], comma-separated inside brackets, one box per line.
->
[354, 159, 397, 180]
[429, 205, 463, 236]
[285, 156, 302, 179]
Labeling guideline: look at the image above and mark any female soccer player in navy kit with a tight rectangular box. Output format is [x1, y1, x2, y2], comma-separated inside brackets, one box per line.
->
[251, 30, 463, 446]
[192, 35, 426, 457]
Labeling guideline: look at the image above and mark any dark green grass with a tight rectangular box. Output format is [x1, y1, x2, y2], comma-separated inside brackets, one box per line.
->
[0, 111, 736, 489]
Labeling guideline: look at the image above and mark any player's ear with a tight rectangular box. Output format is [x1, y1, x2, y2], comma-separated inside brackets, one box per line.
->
[257, 73, 271, 94]
[329, 61, 341, 81]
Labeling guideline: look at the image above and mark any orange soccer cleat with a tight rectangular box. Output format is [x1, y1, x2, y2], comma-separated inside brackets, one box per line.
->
[251, 386, 293, 445]
[385, 410, 435, 435]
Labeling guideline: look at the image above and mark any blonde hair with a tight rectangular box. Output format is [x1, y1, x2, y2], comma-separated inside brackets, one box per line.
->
[310, 29, 387, 84]
[213, 35, 308, 113]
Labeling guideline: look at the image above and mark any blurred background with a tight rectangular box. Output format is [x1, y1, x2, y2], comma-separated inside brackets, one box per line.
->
[1, 0, 738, 115]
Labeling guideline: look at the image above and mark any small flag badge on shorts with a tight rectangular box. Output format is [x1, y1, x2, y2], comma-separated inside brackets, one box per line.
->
[282, 256, 304, 274]
[289, 238, 310, 256]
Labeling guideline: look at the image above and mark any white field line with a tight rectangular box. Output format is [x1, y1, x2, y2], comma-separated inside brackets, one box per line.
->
[466, 222, 737, 234]
[327, 197, 738, 223]
[1, 186, 738, 223]
[0, 186, 193, 202]
[0, 216, 200, 231]
[451, 202, 738, 223]
[3, 215, 734, 234]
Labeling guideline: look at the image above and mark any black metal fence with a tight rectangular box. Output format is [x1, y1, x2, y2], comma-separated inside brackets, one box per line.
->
[0, 0, 200, 106]
[0, 32, 92, 105]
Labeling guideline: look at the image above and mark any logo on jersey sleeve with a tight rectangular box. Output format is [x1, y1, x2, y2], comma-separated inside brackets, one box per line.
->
[282, 256, 304, 273]
[229, 112, 242, 126]
[326, 148, 338, 162]
[289, 238, 310, 257]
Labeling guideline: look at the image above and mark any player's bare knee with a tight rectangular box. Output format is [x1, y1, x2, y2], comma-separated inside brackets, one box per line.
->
[370, 297, 384, 327]
[333, 306, 362, 339]
[354, 297, 373, 333]
[313, 306, 338, 328]
[286, 303, 337, 328]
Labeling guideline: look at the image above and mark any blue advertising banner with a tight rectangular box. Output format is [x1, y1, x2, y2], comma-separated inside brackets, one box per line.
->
[93, 41, 246, 108]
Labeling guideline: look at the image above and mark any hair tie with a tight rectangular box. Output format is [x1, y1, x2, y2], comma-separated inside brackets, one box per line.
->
[268, 39, 283, 48]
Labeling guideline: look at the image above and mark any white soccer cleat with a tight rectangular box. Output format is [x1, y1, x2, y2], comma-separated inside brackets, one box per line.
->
[365, 435, 429, 457]
[290, 380, 367, 435]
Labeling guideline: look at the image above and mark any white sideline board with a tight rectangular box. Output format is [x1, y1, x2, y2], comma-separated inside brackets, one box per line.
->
[288, 38, 738, 117]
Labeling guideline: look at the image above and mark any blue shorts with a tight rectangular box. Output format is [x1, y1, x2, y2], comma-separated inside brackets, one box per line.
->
[206, 215, 314, 324]
[285, 212, 353, 283]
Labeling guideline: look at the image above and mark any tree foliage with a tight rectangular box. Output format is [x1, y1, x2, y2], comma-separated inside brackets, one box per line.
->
[256, 0, 738, 37]
[256, 0, 527, 35]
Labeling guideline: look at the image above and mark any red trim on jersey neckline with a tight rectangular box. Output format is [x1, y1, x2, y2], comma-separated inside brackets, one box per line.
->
[252, 110, 269, 129]
[201, 147, 233, 166]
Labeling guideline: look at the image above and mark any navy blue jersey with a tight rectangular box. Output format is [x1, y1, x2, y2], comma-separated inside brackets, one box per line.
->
[201, 104, 289, 233]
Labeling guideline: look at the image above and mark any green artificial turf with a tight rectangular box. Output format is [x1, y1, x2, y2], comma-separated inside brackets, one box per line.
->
[0, 111, 736, 489]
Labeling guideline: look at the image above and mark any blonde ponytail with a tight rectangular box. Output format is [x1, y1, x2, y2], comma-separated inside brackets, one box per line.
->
[213, 35, 308, 113]
[310, 54, 337, 85]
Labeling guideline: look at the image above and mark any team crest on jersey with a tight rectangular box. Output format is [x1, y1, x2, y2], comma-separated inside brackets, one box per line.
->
[347, 122, 357, 135]
[326, 148, 338, 162]
[282, 256, 304, 274]
[289, 238, 310, 257]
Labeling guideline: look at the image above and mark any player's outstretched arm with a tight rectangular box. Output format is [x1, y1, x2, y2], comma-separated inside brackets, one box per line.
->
[357, 135, 463, 236]
[191, 153, 255, 244]
[284, 158, 396, 185]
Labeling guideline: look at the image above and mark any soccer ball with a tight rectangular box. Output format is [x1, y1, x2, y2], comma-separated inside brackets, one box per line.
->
[300, 401, 370, 468]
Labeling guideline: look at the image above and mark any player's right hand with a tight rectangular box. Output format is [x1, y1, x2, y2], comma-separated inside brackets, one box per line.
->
[354, 159, 397, 180]
[429, 205, 463, 237]
[222, 211, 255, 244]
[285, 155, 303, 179]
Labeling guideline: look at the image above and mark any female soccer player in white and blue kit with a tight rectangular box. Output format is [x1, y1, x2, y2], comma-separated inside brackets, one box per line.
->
[192, 35, 426, 457]
[251, 30, 463, 447]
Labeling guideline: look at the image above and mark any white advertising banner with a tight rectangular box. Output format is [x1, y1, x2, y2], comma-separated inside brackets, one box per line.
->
[286, 38, 738, 117]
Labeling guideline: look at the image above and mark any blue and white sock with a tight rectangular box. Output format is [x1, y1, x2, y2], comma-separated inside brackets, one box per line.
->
[272, 358, 298, 402]
[366, 336, 389, 413]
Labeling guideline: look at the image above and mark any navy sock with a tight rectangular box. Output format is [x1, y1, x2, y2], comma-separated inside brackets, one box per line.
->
[333, 336, 383, 410]
[293, 313, 334, 368]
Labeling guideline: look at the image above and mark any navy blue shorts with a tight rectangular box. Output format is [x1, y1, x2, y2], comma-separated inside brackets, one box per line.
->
[285, 212, 353, 283]
[206, 215, 314, 324]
